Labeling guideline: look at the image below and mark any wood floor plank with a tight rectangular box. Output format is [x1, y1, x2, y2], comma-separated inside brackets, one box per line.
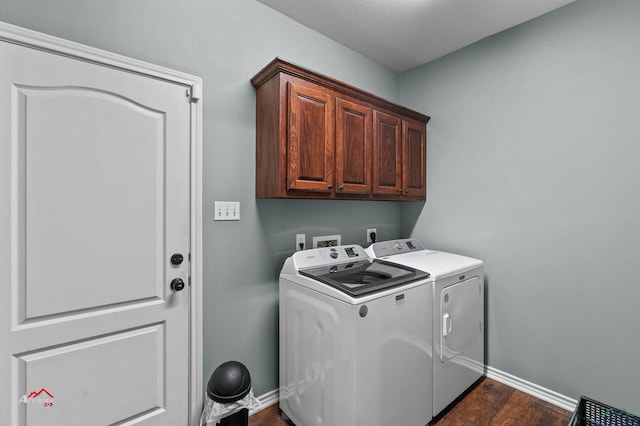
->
[248, 377, 573, 426]
[492, 390, 571, 426]
[431, 378, 515, 425]
[492, 391, 548, 426]
[249, 403, 292, 426]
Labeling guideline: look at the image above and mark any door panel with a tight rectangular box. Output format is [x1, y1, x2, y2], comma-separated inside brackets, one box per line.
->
[372, 111, 401, 195]
[287, 81, 334, 192]
[440, 277, 483, 362]
[1, 40, 190, 426]
[335, 98, 371, 194]
[402, 120, 426, 198]
[19, 86, 164, 320]
[16, 325, 164, 425]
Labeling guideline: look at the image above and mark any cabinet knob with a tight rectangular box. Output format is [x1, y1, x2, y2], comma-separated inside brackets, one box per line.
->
[405, 189, 410, 194]
[338, 185, 344, 191]
[328, 184, 333, 189]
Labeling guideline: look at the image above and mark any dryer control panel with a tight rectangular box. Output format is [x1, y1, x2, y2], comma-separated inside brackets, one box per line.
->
[367, 239, 426, 258]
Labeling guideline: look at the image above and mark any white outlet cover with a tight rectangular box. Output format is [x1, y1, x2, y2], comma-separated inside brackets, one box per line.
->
[296, 234, 306, 251]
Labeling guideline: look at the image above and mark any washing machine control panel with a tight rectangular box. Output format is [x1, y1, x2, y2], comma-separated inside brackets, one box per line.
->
[293, 244, 367, 269]
[343, 247, 359, 257]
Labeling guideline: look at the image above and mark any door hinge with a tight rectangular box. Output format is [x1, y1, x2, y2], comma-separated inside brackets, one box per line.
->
[186, 85, 201, 103]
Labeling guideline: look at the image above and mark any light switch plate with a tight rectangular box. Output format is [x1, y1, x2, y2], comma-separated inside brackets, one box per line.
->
[214, 201, 240, 221]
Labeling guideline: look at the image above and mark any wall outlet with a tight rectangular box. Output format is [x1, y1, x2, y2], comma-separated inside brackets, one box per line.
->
[296, 234, 306, 251]
[214, 201, 240, 221]
[367, 228, 377, 243]
[313, 234, 341, 248]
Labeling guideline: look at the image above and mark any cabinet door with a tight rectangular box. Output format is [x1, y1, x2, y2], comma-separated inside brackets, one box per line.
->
[373, 111, 402, 196]
[336, 98, 372, 195]
[287, 81, 334, 192]
[402, 120, 426, 199]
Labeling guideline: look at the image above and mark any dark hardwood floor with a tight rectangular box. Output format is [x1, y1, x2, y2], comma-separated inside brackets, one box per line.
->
[248, 377, 572, 426]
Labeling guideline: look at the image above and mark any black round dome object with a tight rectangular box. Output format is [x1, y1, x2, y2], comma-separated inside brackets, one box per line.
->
[207, 361, 252, 403]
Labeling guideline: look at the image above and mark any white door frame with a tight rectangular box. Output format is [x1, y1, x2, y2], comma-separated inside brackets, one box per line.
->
[0, 21, 204, 426]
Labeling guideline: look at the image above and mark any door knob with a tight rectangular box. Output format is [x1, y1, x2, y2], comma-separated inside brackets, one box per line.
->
[171, 278, 185, 291]
[170, 253, 184, 265]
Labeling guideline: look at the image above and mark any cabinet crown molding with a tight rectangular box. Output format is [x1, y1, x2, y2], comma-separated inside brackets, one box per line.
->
[251, 57, 430, 124]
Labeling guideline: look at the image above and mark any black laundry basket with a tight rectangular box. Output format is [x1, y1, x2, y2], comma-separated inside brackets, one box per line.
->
[569, 396, 640, 426]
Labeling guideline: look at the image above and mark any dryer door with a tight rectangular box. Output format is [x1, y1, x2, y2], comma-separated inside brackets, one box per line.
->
[440, 276, 482, 362]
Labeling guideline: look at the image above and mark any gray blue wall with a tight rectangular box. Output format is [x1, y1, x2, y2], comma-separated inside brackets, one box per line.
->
[3, 0, 639, 415]
[0, 0, 402, 397]
[401, 0, 640, 413]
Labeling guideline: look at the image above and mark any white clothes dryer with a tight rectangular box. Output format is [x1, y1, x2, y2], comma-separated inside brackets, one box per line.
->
[279, 244, 433, 426]
[366, 239, 484, 417]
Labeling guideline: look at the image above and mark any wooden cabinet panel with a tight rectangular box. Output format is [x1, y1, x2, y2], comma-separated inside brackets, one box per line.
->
[288, 81, 334, 193]
[403, 120, 426, 199]
[254, 75, 284, 198]
[251, 58, 430, 201]
[373, 111, 402, 196]
[336, 98, 371, 195]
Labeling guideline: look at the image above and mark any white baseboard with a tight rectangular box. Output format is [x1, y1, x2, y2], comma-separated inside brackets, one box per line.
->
[486, 366, 578, 412]
[250, 388, 279, 415]
[253, 368, 578, 416]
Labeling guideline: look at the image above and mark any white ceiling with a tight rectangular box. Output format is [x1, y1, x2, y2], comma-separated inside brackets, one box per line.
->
[257, 0, 575, 72]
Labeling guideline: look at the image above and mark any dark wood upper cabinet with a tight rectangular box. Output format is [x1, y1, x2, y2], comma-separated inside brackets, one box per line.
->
[372, 111, 402, 196]
[336, 98, 371, 195]
[251, 58, 430, 201]
[402, 120, 427, 199]
[287, 81, 334, 193]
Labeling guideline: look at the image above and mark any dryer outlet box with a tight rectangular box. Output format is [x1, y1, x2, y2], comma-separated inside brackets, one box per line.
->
[313, 235, 341, 248]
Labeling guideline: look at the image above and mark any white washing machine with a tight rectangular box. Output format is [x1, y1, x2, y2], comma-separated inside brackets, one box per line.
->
[279, 244, 433, 426]
[366, 239, 484, 417]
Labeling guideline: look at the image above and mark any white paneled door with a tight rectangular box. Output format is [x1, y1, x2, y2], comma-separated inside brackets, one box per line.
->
[0, 30, 197, 425]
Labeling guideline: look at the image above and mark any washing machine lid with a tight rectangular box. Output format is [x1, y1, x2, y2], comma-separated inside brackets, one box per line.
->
[299, 258, 429, 297]
[395, 251, 482, 279]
